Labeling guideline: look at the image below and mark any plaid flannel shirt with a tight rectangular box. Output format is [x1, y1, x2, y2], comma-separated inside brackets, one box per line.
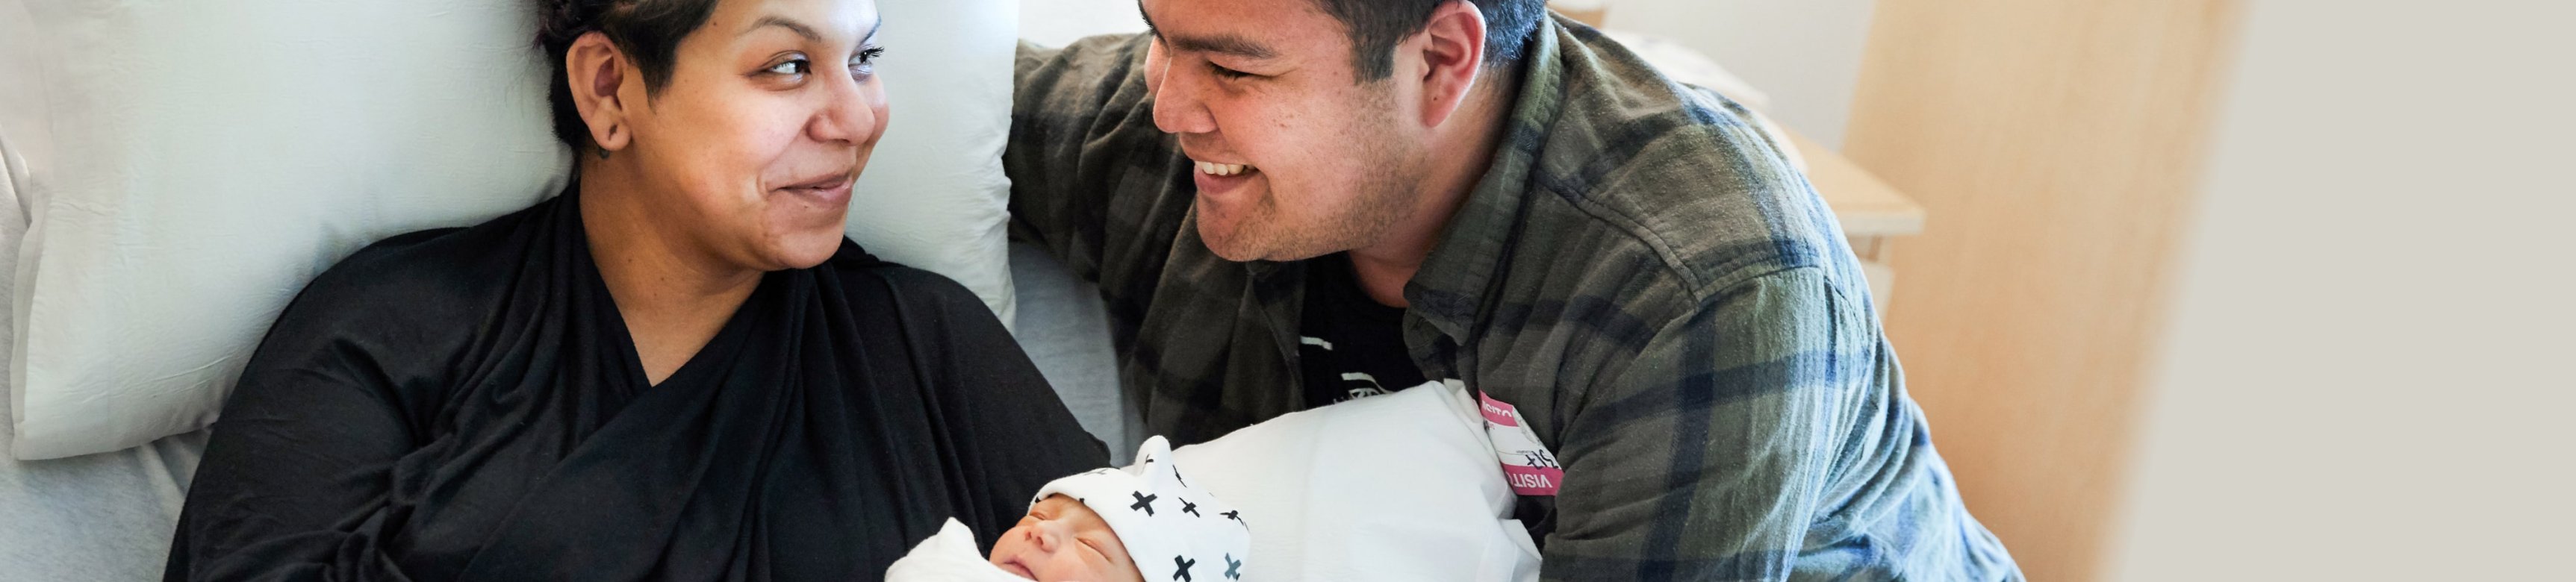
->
[1005, 15, 2019, 581]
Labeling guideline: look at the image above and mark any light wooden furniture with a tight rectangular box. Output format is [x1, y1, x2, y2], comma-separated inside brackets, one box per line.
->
[1843, 1, 2244, 581]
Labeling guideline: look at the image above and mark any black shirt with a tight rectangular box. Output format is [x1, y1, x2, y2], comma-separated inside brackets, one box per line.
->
[1296, 253, 1428, 409]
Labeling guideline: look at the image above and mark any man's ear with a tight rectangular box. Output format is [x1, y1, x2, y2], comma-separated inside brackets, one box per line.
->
[1407, 0, 1489, 129]
[566, 31, 634, 155]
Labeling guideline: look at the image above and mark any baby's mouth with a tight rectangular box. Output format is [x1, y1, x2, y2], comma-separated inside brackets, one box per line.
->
[998, 557, 1037, 580]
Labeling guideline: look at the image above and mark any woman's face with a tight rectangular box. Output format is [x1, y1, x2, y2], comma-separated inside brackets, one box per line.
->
[617, 0, 886, 271]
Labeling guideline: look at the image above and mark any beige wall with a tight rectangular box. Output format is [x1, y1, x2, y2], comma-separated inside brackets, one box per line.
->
[2108, 1, 2576, 579]
[1841, 1, 2244, 581]
[1602, 0, 1880, 148]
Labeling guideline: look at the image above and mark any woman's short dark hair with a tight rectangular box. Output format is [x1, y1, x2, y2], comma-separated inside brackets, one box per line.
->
[1313, 0, 1546, 81]
[535, 0, 722, 151]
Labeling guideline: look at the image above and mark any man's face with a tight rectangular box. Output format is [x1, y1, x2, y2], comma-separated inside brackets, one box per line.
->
[1139, 0, 1430, 262]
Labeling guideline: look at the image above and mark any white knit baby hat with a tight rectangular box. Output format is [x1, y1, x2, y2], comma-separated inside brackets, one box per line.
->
[1033, 436, 1251, 581]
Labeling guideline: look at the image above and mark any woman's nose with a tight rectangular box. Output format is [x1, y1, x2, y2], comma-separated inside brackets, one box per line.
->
[808, 76, 880, 145]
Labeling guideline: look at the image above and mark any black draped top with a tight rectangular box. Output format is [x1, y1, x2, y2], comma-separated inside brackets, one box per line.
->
[165, 192, 1107, 581]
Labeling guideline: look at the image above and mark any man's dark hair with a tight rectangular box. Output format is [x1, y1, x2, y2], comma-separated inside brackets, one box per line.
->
[1313, 0, 1546, 81]
[535, 0, 721, 151]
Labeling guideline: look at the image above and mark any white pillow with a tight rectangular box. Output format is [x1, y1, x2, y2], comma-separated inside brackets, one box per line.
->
[858, 0, 1019, 328]
[3, 0, 571, 461]
[3, 0, 1021, 460]
[1017, 0, 1145, 48]
[1, 138, 27, 436]
[1169, 382, 1543, 581]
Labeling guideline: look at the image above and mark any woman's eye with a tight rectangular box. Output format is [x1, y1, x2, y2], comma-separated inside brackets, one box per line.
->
[1209, 63, 1252, 80]
[766, 58, 810, 76]
[849, 46, 885, 78]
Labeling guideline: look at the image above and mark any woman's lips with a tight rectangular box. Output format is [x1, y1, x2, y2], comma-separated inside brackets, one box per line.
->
[774, 172, 855, 207]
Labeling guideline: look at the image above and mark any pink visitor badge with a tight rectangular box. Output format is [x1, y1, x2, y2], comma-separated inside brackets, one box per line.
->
[1476, 389, 1563, 496]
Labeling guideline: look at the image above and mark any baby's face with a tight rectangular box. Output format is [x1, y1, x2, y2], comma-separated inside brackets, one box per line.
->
[988, 495, 1145, 582]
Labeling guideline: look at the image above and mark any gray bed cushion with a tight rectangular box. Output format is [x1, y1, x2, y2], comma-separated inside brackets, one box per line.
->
[1007, 242, 1146, 464]
[0, 395, 203, 582]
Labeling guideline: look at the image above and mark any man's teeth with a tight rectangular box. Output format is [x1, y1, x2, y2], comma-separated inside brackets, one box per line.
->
[1195, 160, 1255, 176]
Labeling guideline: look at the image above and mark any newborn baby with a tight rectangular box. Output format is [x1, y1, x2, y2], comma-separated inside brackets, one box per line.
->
[888, 436, 1251, 582]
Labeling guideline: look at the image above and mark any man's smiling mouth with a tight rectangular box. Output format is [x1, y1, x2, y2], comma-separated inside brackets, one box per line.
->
[1193, 160, 1257, 176]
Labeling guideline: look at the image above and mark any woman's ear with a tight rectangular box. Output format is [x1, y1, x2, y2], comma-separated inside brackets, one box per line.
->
[566, 31, 633, 156]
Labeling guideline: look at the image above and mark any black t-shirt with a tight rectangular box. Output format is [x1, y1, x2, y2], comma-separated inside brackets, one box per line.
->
[1297, 253, 1429, 409]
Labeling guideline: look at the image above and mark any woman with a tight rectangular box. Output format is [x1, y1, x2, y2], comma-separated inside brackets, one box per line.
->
[162, 0, 1108, 580]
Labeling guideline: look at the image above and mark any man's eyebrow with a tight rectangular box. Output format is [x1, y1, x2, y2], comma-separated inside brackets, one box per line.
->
[1136, 4, 1275, 59]
[1166, 32, 1278, 59]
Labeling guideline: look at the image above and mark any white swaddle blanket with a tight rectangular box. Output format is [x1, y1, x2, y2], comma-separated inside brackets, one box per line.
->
[887, 381, 1540, 581]
[885, 519, 1027, 582]
[1171, 381, 1541, 582]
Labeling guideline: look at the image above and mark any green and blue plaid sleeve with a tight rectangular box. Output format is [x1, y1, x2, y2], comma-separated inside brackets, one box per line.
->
[1543, 267, 1856, 579]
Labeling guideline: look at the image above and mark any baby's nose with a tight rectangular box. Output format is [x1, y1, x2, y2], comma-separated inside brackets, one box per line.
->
[1030, 519, 1067, 551]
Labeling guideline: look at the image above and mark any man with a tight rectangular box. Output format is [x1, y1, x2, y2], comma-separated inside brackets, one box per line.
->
[1004, 0, 2020, 578]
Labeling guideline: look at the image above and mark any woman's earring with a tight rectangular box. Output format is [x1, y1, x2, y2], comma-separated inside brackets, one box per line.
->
[597, 147, 611, 160]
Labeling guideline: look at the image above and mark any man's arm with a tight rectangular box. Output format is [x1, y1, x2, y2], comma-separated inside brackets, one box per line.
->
[1005, 34, 1180, 283]
[1540, 266, 1877, 581]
